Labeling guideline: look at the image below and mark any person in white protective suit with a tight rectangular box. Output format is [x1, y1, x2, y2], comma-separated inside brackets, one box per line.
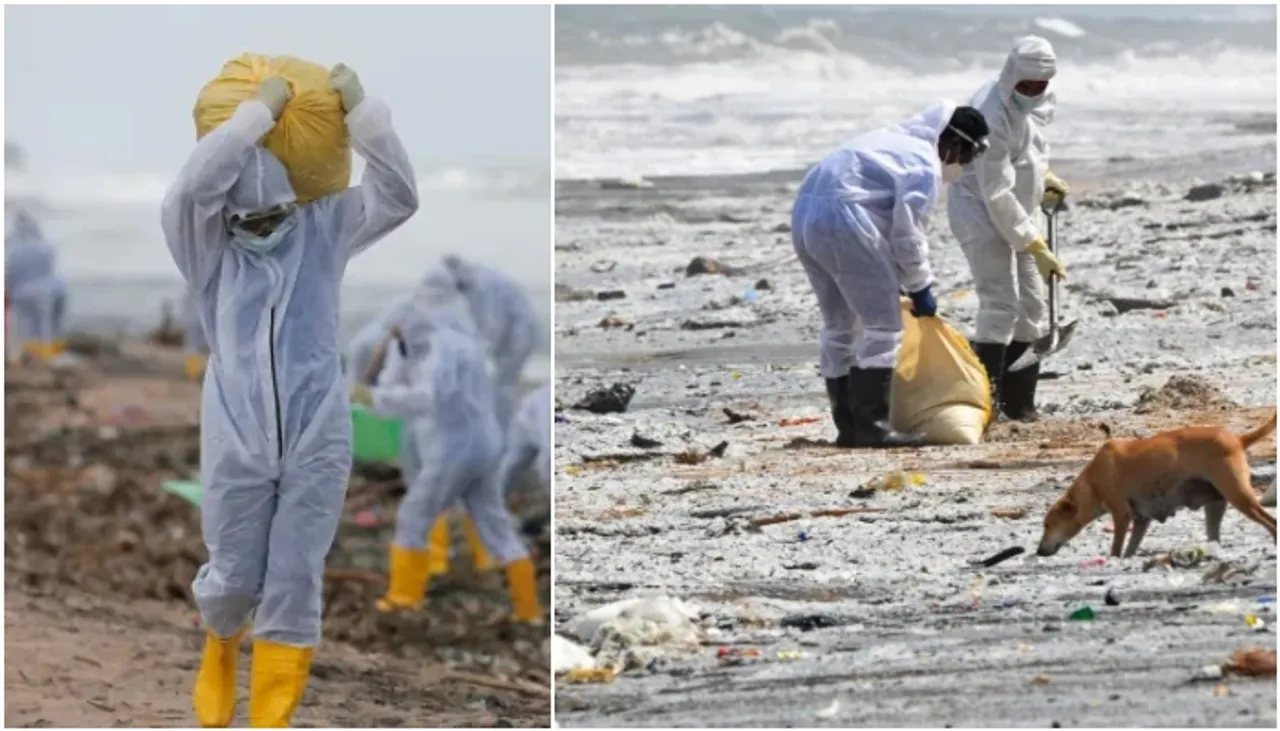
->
[350, 300, 543, 623]
[349, 275, 502, 577]
[947, 36, 1070, 423]
[440, 255, 540, 423]
[182, 285, 209, 381]
[792, 102, 991, 448]
[494, 382, 551, 500]
[160, 65, 418, 728]
[5, 210, 69, 364]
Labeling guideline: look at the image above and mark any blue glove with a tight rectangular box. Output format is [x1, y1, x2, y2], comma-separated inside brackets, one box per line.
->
[909, 285, 937, 318]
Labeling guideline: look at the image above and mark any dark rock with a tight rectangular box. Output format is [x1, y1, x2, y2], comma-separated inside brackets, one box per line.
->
[753, 278, 772, 291]
[573, 383, 637, 414]
[772, 222, 792, 233]
[685, 256, 736, 277]
[1185, 183, 1225, 202]
[596, 290, 627, 301]
[1221, 287, 1236, 298]
[657, 282, 676, 290]
[629, 432, 663, 449]
[780, 613, 840, 631]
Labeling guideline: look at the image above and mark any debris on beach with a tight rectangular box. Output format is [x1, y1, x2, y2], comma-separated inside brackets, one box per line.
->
[1133, 375, 1235, 415]
[573, 382, 637, 414]
[685, 256, 737, 277]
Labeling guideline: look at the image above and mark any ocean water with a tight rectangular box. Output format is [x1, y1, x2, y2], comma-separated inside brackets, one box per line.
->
[5, 162, 553, 379]
[555, 4, 1278, 180]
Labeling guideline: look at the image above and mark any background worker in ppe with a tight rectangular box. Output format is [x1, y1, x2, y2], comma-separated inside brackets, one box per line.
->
[791, 102, 990, 449]
[161, 64, 419, 728]
[355, 277, 502, 578]
[351, 305, 543, 624]
[5, 210, 69, 364]
[946, 36, 1069, 422]
[495, 382, 551, 502]
[182, 285, 209, 381]
[440, 254, 540, 424]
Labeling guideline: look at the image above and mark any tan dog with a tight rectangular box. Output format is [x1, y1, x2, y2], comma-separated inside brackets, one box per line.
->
[1037, 411, 1278, 558]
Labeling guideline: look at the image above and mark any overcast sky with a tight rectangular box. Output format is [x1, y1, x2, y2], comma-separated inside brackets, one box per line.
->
[5, 5, 551, 174]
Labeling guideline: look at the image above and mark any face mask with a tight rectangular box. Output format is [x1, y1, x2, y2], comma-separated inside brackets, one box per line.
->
[942, 164, 965, 184]
[1012, 91, 1046, 112]
[231, 214, 297, 254]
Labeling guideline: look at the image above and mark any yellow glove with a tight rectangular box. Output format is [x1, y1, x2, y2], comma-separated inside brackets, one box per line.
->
[1043, 170, 1070, 207]
[1026, 239, 1066, 283]
[351, 384, 374, 408]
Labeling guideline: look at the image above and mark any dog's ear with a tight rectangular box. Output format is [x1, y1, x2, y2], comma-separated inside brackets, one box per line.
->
[1098, 422, 1112, 439]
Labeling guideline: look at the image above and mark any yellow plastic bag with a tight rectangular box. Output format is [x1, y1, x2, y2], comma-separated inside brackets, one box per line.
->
[194, 53, 351, 205]
[889, 299, 993, 445]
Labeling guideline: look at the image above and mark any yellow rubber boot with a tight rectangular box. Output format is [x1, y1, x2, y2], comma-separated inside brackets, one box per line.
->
[22, 340, 55, 364]
[248, 640, 314, 728]
[426, 517, 451, 577]
[185, 353, 208, 381]
[375, 544, 432, 612]
[51, 339, 67, 357]
[505, 557, 544, 623]
[193, 628, 245, 728]
[462, 515, 494, 572]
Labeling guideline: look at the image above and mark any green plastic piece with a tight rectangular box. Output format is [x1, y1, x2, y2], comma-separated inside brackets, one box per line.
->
[162, 479, 204, 507]
[352, 404, 402, 463]
[1068, 606, 1096, 621]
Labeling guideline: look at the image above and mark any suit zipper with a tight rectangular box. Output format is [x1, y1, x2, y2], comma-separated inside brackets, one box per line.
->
[269, 306, 283, 460]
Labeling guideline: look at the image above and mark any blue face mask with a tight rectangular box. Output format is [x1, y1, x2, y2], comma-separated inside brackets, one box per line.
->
[231, 214, 297, 254]
[1012, 91, 1046, 112]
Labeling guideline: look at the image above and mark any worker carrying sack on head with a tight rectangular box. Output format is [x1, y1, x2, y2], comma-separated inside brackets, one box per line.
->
[947, 36, 1069, 423]
[165, 61, 419, 728]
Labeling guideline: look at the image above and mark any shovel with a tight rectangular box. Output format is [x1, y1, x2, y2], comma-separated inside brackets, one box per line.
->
[1008, 198, 1078, 373]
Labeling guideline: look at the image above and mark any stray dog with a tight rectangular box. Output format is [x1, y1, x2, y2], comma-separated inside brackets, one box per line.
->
[1037, 410, 1278, 558]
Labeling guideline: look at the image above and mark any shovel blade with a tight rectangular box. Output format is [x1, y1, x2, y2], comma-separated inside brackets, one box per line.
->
[1007, 319, 1080, 373]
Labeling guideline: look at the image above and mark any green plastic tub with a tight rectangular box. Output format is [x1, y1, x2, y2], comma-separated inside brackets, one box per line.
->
[351, 404, 402, 463]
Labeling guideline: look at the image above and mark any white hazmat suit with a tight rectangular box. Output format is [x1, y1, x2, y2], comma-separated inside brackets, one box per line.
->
[495, 383, 551, 499]
[369, 309, 543, 622]
[5, 211, 68, 362]
[161, 96, 418, 650]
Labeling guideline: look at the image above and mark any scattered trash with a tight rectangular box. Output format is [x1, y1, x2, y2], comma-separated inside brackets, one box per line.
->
[563, 465, 582, 476]
[1190, 664, 1225, 683]
[1213, 683, 1230, 697]
[568, 596, 703, 649]
[991, 507, 1027, 520]
[779, 415, 821, 427]
[973, 546, 1024, 568]
[861, 470, 925, 493]
[708, 441, 729, 458]
[751, 507, 884, 528]
[1134, 376, 1234, 416]
[723, 407, 754, 424]
[1068, 606, 1096, 621]
[588, 259, 618, 274]
[559, 667, 617, 684]
[1030, 674, 1051, 686]
[716, 647, 762, 666]
[1104, 587, 1120, 607]
[781, 613, 840, 632]
[1201, 560, 1256, 584]
[1245, 614, 1266, 631]
[552, 635, 596, 674]
[599, 314, 630, 330]
[1258, 595, 1276, 605]
[742, 289, 761, 303]
[1017, 643, 1035, 653]
[352, 510, 380, 528]
[1144, 544, 1211, 571]
[1079, 557, 1107, 568]
[776, 650, 804, 661]
[814, 700, 841, 720]
[674, 449, 705, 465]
[686, 256, 736, 277]
[630, 432, 663, 449]
[796, 531, 809, 543]
[596, 290, 627, 302]
[573, 383, 637, 414]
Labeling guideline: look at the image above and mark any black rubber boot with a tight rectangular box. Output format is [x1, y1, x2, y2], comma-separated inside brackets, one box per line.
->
[847, 367, 925, 448]
[1002, 341, 1041, 422]
[970, 341, 1007, 420]
[824, 376, 858, 448]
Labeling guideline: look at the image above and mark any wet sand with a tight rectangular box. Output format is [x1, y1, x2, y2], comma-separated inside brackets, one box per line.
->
[552, 149, 1278, 727]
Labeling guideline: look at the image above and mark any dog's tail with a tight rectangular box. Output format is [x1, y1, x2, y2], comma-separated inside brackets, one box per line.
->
[1239, 409, 1279, 450]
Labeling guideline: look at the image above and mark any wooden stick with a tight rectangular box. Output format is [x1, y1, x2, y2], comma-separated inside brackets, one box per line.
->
[750, 507, 884, 528]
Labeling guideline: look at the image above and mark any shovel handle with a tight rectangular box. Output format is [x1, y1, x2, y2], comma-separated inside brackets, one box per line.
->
[1043, 202, 1064, 338]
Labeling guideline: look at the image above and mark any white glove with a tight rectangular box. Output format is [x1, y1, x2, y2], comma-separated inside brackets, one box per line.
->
[255, 77, 293, 120]
[329, 63, 365, 113]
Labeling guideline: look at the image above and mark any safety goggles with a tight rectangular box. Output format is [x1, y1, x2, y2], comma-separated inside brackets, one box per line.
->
[946, 124, 990, 159]
[228, 203, 296, 238]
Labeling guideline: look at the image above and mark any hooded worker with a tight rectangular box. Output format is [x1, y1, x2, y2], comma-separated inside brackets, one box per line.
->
[440, 255, 540, 424]
[352, 278, 500, 579]
[351, 301, 542, 623]
[182, 285, 209, 380]
[792, 101, 990, 448]
[5, 210, 69, 364]
[947, 36, 1069, 423]
[161, 65, 419, 728]
[495, 382, 551, 500]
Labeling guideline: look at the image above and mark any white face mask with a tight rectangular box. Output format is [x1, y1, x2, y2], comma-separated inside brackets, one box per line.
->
[1012, 91, 1046, 112]
[231, 214, 297, 254]
[942, 164, 965, 184]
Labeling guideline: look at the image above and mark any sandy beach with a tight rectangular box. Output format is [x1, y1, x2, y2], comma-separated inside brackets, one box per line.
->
[551, 150, 1277, 726]
[4, 338, 551, 727]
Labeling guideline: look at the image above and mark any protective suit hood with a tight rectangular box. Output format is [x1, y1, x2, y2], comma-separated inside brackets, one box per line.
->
[226, 147, 297, 218]
[891, 101, 959, 147]
[997, 36, 1057, 102]
[441, 254, 478, 290]
[9, 210, 42, 240]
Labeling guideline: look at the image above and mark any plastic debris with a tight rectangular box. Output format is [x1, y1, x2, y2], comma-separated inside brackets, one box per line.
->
[974, 546, 1024, 568]
[1245, 614, 1266, 631]
[990, 507, 1027, 520]
[1030, 674, 1050, 685]
[1104, 587, 1120, 606]
[352, 510, 379, 528]
[560, 667, 617, 684]
[776, 650, 804, 661]
[552, 635, 596, 674]
[779, 415, 822, 427]
[1068, 606, 1096, 621]
[1017, 643, 1035, 653]
[1213, 683, 1229, 697]
[815, 700, 841, 720]
[1079, 557, 1107, 568]
[1191, 664, 1225, 683]
[1258, 595, 1276, 605]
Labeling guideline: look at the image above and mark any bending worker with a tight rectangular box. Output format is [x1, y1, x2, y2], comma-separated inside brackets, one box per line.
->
[441, 255, 540, 423]
[791, 102, 990, 448]
[352, 303, 543, 623]
[161, 65, 418, 727]
[947, 36, 1069, 423]
[354, 276, 500, 577]
[6, 210, 68, 364]
[495, 382, 551, 500]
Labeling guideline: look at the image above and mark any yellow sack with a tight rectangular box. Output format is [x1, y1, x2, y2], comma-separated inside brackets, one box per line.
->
[194, 53, 351, 205]
[889, 299, 994, 445]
